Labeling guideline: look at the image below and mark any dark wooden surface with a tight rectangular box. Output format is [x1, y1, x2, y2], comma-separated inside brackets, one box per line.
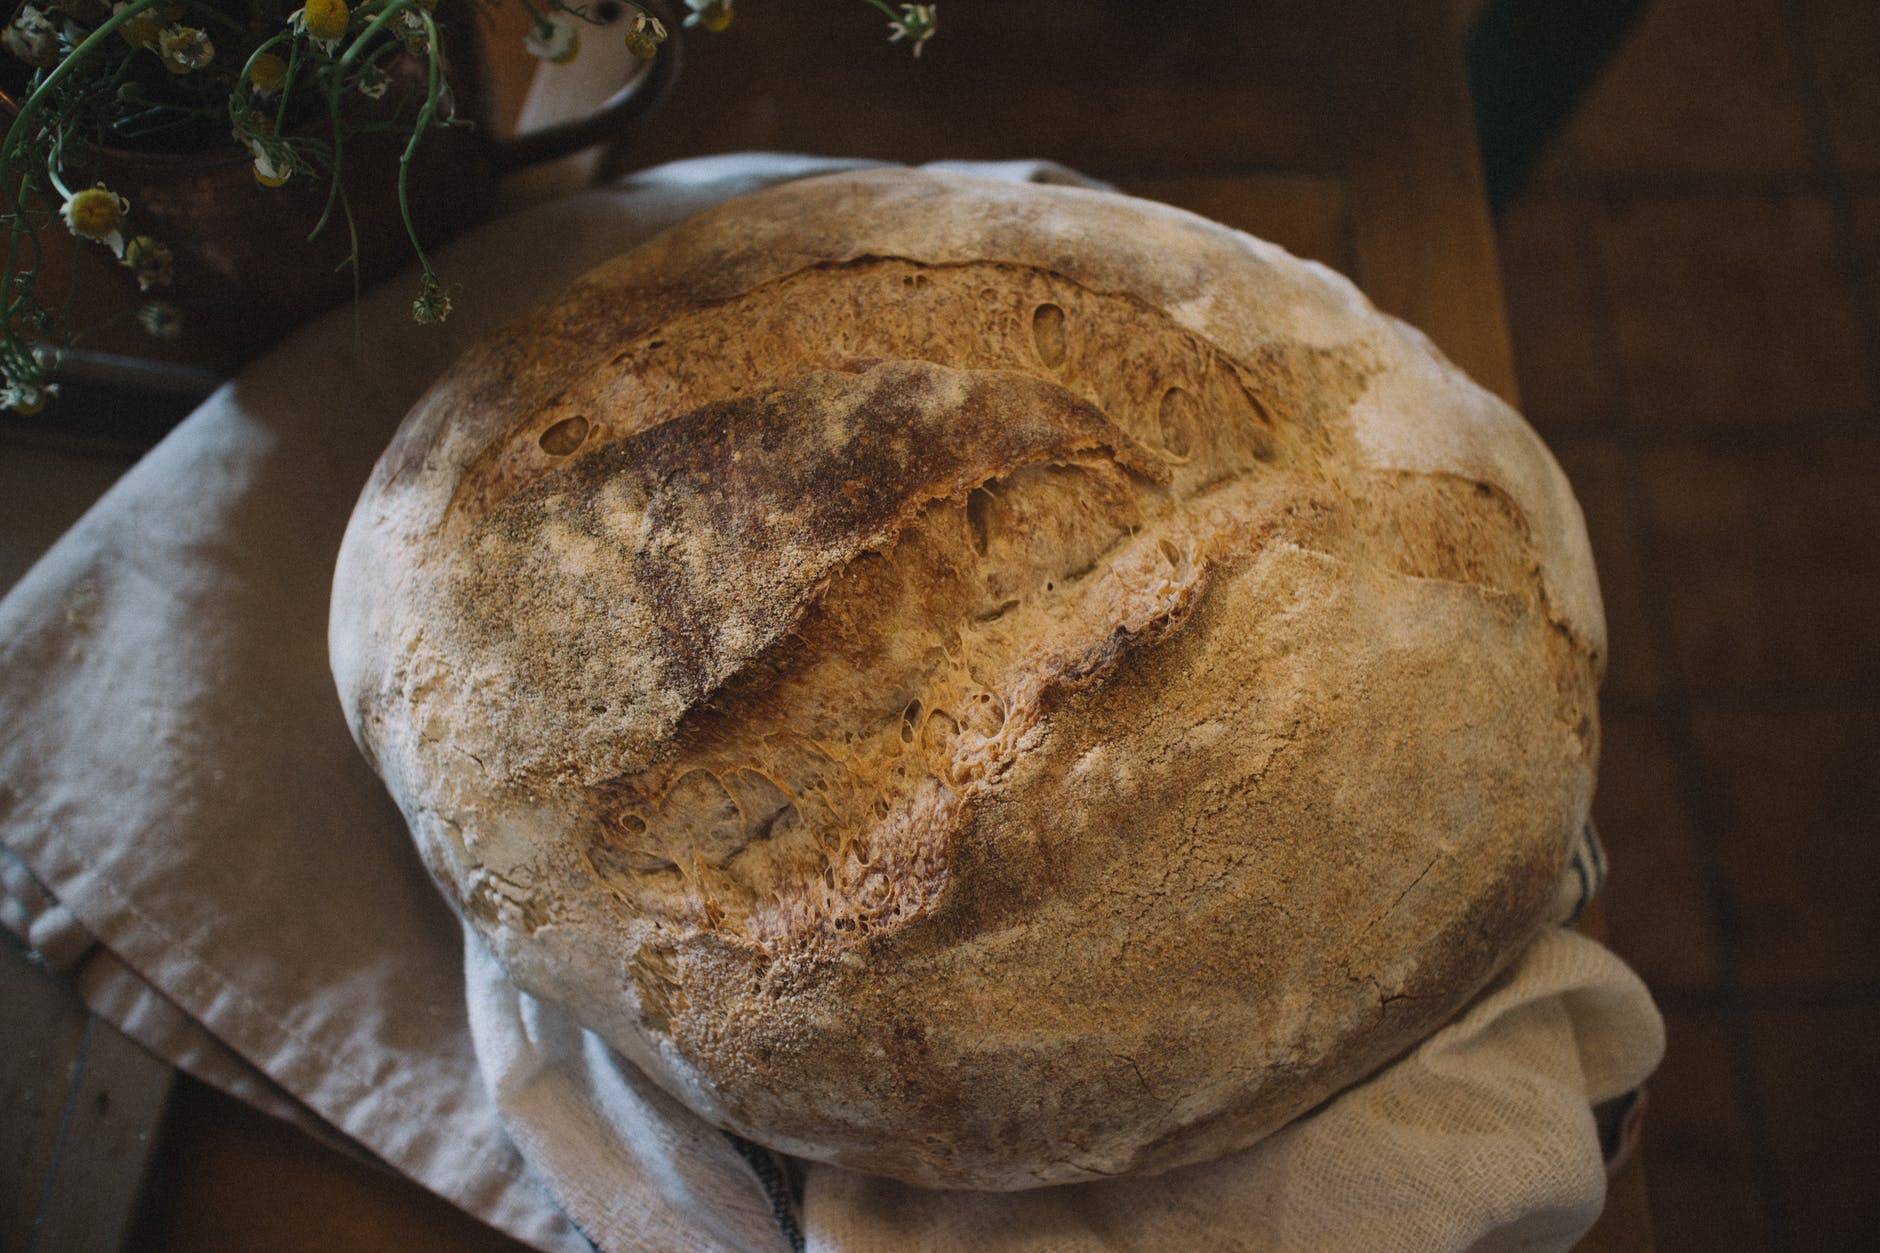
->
[2, 2, 1650, 1248]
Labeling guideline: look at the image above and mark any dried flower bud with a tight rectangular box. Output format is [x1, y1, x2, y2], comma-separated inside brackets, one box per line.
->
[2, 378, 56, 414]
[394, 8, 428, 54]
[114, 2, 162, 49]
[6, 389, 47, 414]
[887, 4, 937, 56]
[157, 24, 214, 75]
[624, 11, 666, 59]
[412, 274, 452, 325]
[123, 235, 174, 291]
[4, 7, 59, 68]
[138, 301, 183, 340]
[525, 19, 579, 64]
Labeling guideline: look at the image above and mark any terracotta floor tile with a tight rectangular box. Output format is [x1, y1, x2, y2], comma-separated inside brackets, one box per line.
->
[1534, 0, 1811, 182]
[1796, 0, 1880, 173]
[1638, 435, 1880, 692]
[1592, 715, 1721, 993]
[1694, 708, 1880, 988]
[1644, 1010, 1775, 1251]
[1747, 1005, 1880, 1247]
[1551, 439, 1663, 706]
[1496, 199, 1616, 433]
[1592, 195, 1870, 424]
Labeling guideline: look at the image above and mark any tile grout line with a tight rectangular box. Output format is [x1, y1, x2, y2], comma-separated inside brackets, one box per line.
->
[1777, 0, 1880, 415]
[1566, 192, 1794, 1249]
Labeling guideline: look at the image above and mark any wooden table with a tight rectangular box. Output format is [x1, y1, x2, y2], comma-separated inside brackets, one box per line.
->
[1, 2, 1650, 1247]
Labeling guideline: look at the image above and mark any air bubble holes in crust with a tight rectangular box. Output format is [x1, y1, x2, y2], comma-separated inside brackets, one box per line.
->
[1031, 303, 1068, 369]
[539, 414, 591, 456]
[1156, 387, 1198, 460]
[966, 487, 995, 557]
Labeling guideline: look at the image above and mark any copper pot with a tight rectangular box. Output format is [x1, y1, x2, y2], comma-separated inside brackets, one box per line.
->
[5, 4, 680, 355]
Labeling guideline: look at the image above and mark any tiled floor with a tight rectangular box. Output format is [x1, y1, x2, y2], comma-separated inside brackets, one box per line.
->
[1496, 0, 1880, 1245]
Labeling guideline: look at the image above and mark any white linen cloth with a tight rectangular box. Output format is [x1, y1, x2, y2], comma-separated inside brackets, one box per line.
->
[0, 154, 1663, 1253]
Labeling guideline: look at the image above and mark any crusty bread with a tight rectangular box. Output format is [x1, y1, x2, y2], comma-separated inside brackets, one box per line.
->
[329, 169, 1605, 1190]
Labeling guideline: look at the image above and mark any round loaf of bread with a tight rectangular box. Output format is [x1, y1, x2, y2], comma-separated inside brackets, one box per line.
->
[330, 169, 1605, 1190]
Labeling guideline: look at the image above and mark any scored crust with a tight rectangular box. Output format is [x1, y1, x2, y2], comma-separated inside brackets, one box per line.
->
[330, 169, 1605, 1189]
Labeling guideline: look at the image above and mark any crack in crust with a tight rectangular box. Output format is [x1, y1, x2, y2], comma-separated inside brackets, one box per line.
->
[441, 257, 1321, 532]
[424, 258, 1586, 953]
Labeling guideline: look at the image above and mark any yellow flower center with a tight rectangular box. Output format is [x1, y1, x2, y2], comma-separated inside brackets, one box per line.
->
[248, 51, 287, 92]
[65, 188, 124, 240]
[302, 0, 349, 43]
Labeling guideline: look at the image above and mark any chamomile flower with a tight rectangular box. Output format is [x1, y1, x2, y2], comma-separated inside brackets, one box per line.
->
[395, 8, 428, 55]
[887, 4, 937, 56]
[237, 117, 295, 187]
[156, 24, 213, 75]
[2, 379, 56, 415]
[623, 11, 666, 59]
[61, 185, 129, 253]
[138, 301, 183, 340]
[357, 63, 390, 99]
[114, 1, 162, 49]
[3, 6, 59, 68]
[250, 142, 293, 187]
[122, 235, 173, 291]
[290, 0, 348, 52]
[525, 19, 579, 64]
[684, 0, 731, 33]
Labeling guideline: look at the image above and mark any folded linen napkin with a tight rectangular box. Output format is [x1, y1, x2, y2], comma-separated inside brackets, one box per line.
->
[0, 154, 1662, 1253]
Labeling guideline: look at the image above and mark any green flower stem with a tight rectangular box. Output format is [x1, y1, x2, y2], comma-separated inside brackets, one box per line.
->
[44, 130, 72, 201]
[395, 10, 441, 280]
[337, 0, 419, 72]
[309, 0, 416, 242]
[276, 39, 303, 133]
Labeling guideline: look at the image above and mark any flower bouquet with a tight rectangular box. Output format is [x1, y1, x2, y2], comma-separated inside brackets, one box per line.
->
[0, 0, 938, 412]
